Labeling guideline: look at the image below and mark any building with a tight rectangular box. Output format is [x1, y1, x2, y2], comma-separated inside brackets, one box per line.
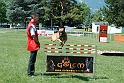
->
[92, 22, 122, 34]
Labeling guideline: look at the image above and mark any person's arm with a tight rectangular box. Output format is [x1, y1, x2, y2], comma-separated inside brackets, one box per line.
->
[30, 26, 40, 45]
[32, 35, 40, 45]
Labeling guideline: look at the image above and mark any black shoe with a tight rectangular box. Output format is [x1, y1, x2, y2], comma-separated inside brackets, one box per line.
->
[28, 74, 34, 77]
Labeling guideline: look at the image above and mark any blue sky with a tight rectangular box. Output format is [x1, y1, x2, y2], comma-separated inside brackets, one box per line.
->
[76, 0, 105, 13]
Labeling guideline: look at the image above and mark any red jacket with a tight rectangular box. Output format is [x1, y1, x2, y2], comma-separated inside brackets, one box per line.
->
[26, 21, 40, 51]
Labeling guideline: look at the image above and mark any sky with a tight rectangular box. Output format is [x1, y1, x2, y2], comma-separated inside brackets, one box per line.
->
[76, 0, 105, 13]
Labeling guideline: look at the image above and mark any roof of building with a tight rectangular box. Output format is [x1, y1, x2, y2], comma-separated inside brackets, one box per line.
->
[92, 22, 108, 25]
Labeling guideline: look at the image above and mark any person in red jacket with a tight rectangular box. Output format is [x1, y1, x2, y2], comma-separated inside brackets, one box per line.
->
[26, 13, 40, 76]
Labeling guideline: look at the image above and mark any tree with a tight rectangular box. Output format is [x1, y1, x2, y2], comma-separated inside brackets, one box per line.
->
[73, 2, 90, 27]
[43, 0, 90, 27]
[101, 0, 124, 27]
[6, 0, 44, 25]
[91, 10, 103, 22]
[5, 0, 91, 27]
[0, 0, 8, 23]
[43, 0, 77, 27]
[84, 15, 92, 30]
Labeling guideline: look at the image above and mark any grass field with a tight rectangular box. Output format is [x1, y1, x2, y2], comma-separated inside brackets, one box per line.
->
[0, 28, 124, 83]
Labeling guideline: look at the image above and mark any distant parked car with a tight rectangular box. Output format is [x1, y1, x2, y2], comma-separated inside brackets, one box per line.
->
[0, 24, 11, 28]
[10, 25, 16, 29]
[14, 26, 26, 29]
[42, 27, 52, 30]
[42, 26, 59, 33]
[0, 25, 4, 28]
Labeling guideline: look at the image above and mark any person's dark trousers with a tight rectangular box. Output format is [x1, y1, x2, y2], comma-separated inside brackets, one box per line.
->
[28, 50, 37, 76]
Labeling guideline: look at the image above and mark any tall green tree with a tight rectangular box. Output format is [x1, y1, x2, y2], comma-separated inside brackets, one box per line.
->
[84, 15, 92, 29]
[43, 0, 77, 27]
[5, 0, 90, 27]
[0, 0, 8, 23]
[101, 0, 124, 27]
[63, 2, 90, 27]
[43, 0, 90, 27]
[91, 10, 103, 22]
[6, 0, 44, 24]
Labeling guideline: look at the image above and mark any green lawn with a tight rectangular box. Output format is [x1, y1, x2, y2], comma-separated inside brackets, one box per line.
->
[0, 28, 124, 83]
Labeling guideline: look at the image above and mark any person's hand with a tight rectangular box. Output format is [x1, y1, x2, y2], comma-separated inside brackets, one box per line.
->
[37, 42, 40, 46]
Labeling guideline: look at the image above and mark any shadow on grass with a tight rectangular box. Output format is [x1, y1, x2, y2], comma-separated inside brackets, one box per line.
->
[41, 73, 109, 81]
[101, 53, 124, 56]
[96, 76, 108, 79]
[41, 73, 89, 81]
[71, 75, 89, 81]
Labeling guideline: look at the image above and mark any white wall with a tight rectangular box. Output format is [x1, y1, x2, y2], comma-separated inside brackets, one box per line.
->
[37, 30, 54, 36]
[92, 23, 122, 34]
[92, 23, 99, 33]
[108, 26, 122, 34]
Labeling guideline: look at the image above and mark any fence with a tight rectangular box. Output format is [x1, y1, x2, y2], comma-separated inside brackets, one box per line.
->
[67, 32, 114, 41]
[42, 44, 97, 79]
